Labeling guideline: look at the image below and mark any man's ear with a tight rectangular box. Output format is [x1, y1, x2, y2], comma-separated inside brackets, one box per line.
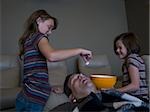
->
[36, 17, 42, 25]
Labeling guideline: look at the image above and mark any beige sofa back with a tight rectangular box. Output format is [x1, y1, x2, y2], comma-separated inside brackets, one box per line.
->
[78, 54, 112, 76]
[47, 60, 68, 86]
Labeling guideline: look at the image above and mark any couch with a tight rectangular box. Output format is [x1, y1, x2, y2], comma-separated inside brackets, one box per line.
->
[141, 55, 150, 94]
[0, 54, 149, 112]
[0, 54, 21, 111]
[44, 54, 113, 111]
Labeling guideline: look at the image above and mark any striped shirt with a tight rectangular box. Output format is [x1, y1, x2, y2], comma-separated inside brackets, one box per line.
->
[22, 32, 51, 105]
[122, 53, 148, 100]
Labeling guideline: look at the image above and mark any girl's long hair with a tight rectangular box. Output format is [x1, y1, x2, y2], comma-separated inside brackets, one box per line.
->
[18, 9, 58, 59]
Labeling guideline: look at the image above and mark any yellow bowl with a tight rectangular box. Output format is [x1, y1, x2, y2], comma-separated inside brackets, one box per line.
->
[90, 74, 117, 89]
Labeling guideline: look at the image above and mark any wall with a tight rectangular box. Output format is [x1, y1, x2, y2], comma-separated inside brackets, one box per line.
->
[125, 0, 149, 54]
[1, 0, 128, 75]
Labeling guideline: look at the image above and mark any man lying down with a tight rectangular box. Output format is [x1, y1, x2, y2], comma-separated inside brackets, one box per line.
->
[50, 73, 149, 112]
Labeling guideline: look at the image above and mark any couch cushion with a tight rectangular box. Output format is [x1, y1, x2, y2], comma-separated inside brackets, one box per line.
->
[0, 67, 20, 88]
[78, 54, 112, 76]
[0, 87, 21, 110]
[43, 61, 69, 111]
[43, 92, 69, 112]
[47, 61, 68, 86]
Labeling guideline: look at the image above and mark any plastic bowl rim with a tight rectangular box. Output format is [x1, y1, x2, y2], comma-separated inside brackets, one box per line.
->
[90, 74, 116, 78]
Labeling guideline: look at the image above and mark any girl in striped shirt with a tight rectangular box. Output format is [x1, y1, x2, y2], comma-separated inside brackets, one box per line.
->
[113, 32, 149, 101]
[16, 9, 92, 112]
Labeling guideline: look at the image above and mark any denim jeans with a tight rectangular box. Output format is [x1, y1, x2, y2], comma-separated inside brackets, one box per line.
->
[16, 93, 44, 112]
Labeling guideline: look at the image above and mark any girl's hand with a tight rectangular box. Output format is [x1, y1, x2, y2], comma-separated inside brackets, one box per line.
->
[80, 49, 92, 64]
[51, 86, 63, 94]
[80, 49, 92, 59]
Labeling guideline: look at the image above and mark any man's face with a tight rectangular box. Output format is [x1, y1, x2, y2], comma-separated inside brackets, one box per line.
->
[68, 74, 96, 99]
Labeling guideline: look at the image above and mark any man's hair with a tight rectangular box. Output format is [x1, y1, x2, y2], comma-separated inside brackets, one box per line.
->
[63, 74, 74, 97]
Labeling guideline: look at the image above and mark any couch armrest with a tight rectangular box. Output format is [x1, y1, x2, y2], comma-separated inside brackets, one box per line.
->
[0, 54, 19, 70]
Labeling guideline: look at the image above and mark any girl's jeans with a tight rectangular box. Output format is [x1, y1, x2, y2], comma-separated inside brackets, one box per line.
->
[16, 93, 44, 112]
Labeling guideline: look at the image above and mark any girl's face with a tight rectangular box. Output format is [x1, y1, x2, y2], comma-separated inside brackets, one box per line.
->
[37, 18, 54, 36]
[115, 40, 127, 59]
